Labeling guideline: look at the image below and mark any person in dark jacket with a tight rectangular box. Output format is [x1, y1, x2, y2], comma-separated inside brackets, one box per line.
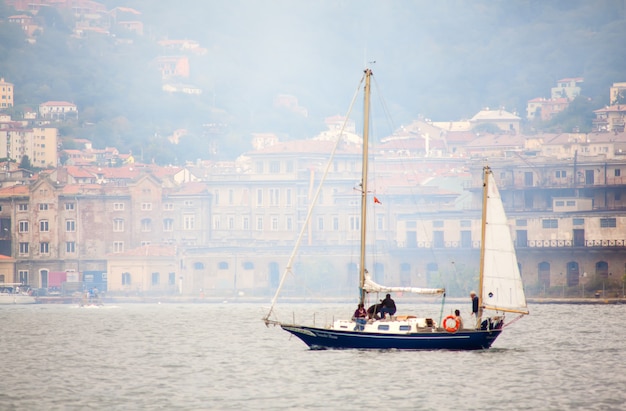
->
[379, 294, 396, 320]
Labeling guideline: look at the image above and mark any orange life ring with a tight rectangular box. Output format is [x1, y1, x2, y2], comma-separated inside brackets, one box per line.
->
[443, 315, 461, 333]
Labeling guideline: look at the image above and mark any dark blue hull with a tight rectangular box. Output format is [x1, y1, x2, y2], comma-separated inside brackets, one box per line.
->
[281, 324, 502, 350]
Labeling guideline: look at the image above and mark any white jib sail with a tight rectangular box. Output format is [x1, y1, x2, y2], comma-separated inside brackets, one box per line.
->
[482, 172, 529, 314]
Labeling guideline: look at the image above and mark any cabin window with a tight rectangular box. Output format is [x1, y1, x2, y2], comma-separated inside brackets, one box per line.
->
[566, 200, 575, 206]
[555, 201, 564, 206]
[399, 325, 411, 331]
[377, 325, 390, 331]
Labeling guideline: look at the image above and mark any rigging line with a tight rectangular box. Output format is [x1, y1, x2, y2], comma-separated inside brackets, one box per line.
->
[264, 72, 367, 324]
[372, 75, 397, 136]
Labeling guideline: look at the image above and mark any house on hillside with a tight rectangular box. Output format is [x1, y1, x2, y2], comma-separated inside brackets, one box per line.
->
[39, 101, 78, 120]
[470, 109, 520, 134]
[593, 105, 626, 133]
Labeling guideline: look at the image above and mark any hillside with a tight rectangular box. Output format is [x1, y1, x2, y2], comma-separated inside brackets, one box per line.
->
[1, 0, 625, 164]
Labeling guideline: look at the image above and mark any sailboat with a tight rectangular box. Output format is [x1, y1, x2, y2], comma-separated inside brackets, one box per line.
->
[263, 68, 528, 350]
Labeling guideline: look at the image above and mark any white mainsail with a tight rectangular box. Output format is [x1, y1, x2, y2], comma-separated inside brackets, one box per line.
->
[481, 171, 529, 314]
[363, 273, 445, 295]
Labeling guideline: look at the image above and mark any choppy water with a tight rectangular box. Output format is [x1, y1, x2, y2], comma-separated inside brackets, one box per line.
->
[0, 302, 624, 410]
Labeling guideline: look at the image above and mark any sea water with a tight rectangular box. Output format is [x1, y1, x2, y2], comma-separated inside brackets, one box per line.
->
[0, 302, 624, 410]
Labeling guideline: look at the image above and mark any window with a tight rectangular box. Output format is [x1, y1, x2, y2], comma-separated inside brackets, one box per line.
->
[213, 216, 221, 230]
[228, 189, 234, 205]
[114, 203, 125, 211]
[163, 203, 174, 210]
[269, 188, 279, 206]
[256, 161, 263, 173]
[556, 170, 567, 178]
[318, 217, 324, 231]
[40, 242, 49, 254]
[555, 200, 564, 206]
[18, 221, 28, 233]
[65, 203, 75, 210]
[141, 218, 152, 232]
[566, 200, 575, 206]
[40, 220, 49, 232]
[333, 217, 339, 231]
[151, 272, 160, 285]
[169, 272, 176, 286]
[113, 241, 124, 253]
[141, 203, 152, 211]
[66, 242, 75, 253]
[286, 189, 292, 206]
[573, 218, 584, 225]
[270, 161, 280, 173]
[184, 200, 193, 206]
[350, 216, 360, 231]
[256, 216, 263, 230]
[256, 189, 263, 206]
[163, 218, 174, 232]
[19, 242, 29, 254]
[18, 204, 28, 211]
[219, 262, 229, 269]
[184, 215, 195, 230]
[286, 161, 294, 173]
[39, 203, 49, 210]
[542, 219, 558, 228]
[113, 219, 125, 232]
[516, 219, 527, 226]
[243, 217, 249, 230]
[272, 217, 278, 231]
[228, 217, 234, 230]
[122, 272, 131, 285]
[66, 220, 76, 232]
[600, 218, 617, 228]
[460, 220, 471, 227]
[615, 169, 621, 177]
[18, 270, 28, 284]
[286, 217, 293, 231]
[214, 190, 220, 205]
[433, 221, 444, 228]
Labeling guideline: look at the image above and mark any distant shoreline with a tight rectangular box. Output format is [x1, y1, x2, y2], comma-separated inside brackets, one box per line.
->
[34, 295, 626, 305]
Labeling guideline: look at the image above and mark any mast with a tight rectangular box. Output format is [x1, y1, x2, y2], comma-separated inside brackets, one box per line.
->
[478, 165, 490, 322]
[359, 68, 372, 303]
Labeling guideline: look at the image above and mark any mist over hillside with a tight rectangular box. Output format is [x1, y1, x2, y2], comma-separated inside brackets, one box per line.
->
[1, 0, 626, 163]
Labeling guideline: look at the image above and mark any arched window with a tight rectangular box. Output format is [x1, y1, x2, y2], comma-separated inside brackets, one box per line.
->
[218, 262, 229, 270]
[538, 262, 550, 287]
[243, 261, 254, 270]
[595, 261, 609, 278]
[193, 262, 204, 270]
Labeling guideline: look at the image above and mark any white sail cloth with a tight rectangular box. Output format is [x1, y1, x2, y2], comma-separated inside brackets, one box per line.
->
[481, 172, 529, 314]
[363, 273, 445, 295]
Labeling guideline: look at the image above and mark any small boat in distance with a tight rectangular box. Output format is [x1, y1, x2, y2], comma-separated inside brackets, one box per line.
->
[263, 68, 528, 350]
[0, 283, 37, 304]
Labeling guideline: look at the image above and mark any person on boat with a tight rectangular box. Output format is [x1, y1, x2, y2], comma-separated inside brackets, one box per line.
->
[470, 291, 480, 327]
[454, 309, 464, 329]
[353, 303, 368, 331]
[379, 294, 396, 320]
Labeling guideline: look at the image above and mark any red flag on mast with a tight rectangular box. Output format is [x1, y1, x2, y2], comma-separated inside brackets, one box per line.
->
[374, 196, 382, 204]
